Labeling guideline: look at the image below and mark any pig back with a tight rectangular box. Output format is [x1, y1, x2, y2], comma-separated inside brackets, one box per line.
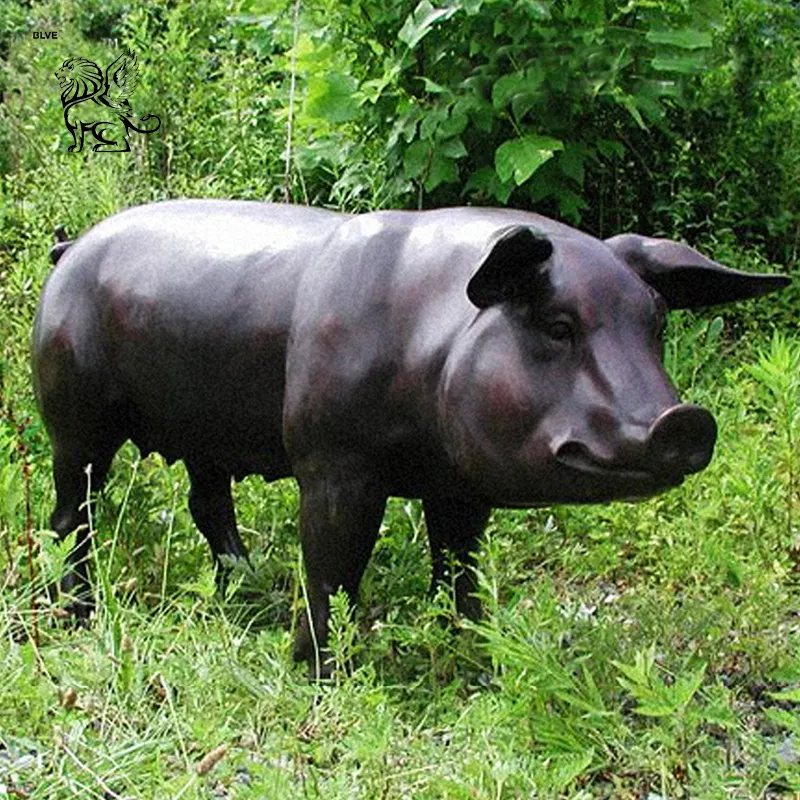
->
[33, 200, 346, 476]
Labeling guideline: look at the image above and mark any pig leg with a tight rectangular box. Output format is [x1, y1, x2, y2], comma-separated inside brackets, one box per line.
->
[423, 496, 491, 620]
[186, 465, 249, 584]
[50, 443, 116, 617]
[292, 468, 387, 678]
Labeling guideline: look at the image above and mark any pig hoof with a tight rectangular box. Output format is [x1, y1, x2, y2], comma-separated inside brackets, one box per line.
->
[61, 591, 94, 623]
[307, 660, 335, 682]
[51, 573, 94, 622]
[49, 592, 93, 624]
[293, 621, 337, 680]
[293, 614, 327, 662]
[294, 641, 335, 682]
[456, 595, 482, 623]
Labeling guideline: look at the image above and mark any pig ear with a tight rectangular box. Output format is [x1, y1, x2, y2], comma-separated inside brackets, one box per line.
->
[467, 226, 554, 308]
[606, 233, 791, 310]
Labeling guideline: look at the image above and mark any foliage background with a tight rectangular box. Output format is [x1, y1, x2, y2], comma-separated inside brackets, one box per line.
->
[0, 0, 799, 797]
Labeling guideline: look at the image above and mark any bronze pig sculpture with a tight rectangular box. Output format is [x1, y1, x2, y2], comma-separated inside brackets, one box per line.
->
[33, 201, 789, 674]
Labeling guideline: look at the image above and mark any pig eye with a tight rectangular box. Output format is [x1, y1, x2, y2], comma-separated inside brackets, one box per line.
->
[545, 318, 574, 343]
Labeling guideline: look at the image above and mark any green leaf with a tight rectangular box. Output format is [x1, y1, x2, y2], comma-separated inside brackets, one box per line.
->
[495, 135, 563, 185]
[454, 92, 495, 133]
[651, 53, 706, 74]
[519, 0, 550, 20]
[633, 93, 665, 123]
[634, 703, 679, 718]
[636, 78, 681, 99]
[404, 136, 464, 188]
[616, 92, 647, 129]
[528, 169, 562, 205]
[492, 67, 544, 111]
[548, 750, 594, 792]
[424, 151, 459, 191]
[387, 103, 422, 148]
[559, 146, 585, 186]
[707, 316, 724, 340]
[420, 106, 449, 140]
[672, 662, 707, 708]
[511, 93, 539, 122]
[403, 140, 431, 179]
[437, 137, 467, 159]
[645, 29, 712, 50]
[420, 76, 450, 95]
[465, 166, 514, 204]
[438, 110, 468, 138]
[361, 61, 402, 103]
[180, 567, 217, 599]
[555, 188, 587, 221]
[613, 660, 649, 686]
[597, 139, 625, 159]
[492, 74, 527, 109]
[305, 72, 359, 123]
[563, 0, 604, 24]
[398, 1, 459, 50]
[766, 707, 800, 732]
[767, 688, 800, 703]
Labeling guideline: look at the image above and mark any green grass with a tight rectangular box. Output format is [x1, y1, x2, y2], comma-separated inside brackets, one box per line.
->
[1, 324, 799, 798]
[2, 1, 800, 795]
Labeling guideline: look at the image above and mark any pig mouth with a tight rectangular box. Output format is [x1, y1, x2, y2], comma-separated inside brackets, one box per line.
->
[553, 443, 676, 485]
[552, 404, 717, 489]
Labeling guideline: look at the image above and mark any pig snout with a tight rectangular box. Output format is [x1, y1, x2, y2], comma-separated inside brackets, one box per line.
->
[646, 403, 717, 478]
[552, 403, 717, 481]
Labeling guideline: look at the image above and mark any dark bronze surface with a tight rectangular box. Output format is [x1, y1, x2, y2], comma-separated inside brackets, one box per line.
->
[33, 200, 790, 676]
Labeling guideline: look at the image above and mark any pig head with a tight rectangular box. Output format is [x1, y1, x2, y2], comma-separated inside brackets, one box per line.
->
[32, 201, 790, 676]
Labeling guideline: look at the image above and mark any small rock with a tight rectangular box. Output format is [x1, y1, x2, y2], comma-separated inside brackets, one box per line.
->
[776, 736, 800, 765]
[235, 767, 251, 785]
[61, 687, 78, 709]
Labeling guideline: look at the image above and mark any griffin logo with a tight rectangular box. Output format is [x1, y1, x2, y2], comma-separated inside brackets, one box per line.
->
[55, 50, 161, 153]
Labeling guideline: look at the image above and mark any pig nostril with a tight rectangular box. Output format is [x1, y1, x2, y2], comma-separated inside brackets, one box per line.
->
[555, 441, 588, 460]
[554, 440, 600, 470]
[647, 404, 717, 477]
